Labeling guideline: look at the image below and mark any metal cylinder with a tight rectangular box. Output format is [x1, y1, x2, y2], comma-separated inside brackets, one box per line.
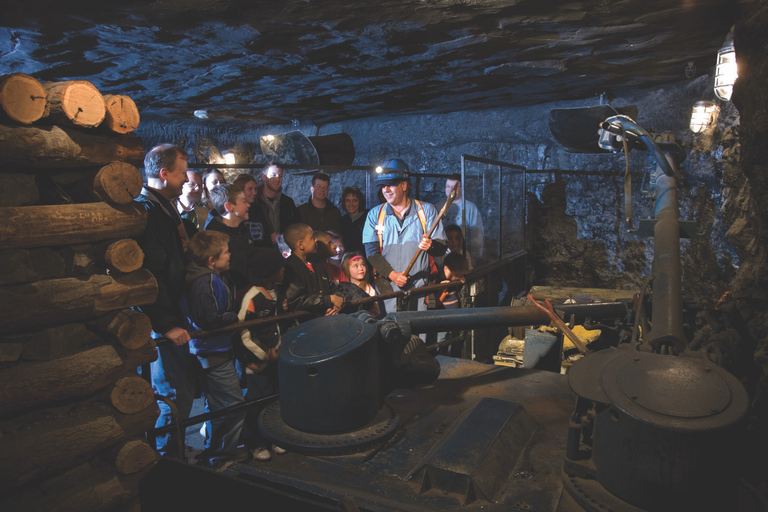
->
[278, 315, 381, 433]
[647, 153, 686, 352]
[591, 351, 749, 510]
[390, 306, 550, 334]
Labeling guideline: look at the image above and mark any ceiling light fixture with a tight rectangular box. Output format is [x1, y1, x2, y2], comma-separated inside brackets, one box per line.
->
[689, 101, 719, 133]
[714, 43, 737, 101]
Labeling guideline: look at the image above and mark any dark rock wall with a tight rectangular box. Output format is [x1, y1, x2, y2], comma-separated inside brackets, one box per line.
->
[137, 77, 739, 300]
[134, 1, 768, 489]
[730, 0, 768, 470]
[136, 8, 768, 488]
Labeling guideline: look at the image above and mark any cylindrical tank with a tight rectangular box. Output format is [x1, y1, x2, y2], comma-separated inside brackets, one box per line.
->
[278, 315, 381, 433]
[589, 350, 749, 511]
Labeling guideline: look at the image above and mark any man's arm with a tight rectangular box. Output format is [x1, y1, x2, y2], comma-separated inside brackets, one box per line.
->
[134, 204, 187, 338]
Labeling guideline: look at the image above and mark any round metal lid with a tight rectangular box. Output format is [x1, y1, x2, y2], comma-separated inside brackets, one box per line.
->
[567, 348, 620, 404]
[600, 351, 749, 431]
[285, 315, 374, 358]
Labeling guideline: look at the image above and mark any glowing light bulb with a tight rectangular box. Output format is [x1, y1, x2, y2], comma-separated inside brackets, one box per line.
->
[689, 101, 719, 133]
[714, 43, 737, 101]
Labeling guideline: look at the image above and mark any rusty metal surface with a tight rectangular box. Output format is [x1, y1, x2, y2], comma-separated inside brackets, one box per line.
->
[230, 356, 575, 511]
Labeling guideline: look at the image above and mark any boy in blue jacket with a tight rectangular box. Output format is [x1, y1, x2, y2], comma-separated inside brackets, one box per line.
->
[181, 230, 245, 467]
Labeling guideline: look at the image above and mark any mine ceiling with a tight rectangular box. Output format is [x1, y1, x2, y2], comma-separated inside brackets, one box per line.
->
[1, 0, 736, 125]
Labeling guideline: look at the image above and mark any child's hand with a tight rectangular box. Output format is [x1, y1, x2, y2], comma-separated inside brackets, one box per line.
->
[330, 294, 344, 310]
[266, 347, 279, 362]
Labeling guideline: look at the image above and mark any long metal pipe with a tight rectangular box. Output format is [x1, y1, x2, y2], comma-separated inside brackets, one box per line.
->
[390, 306, 550, 333]
[390, 302, 628, 334]
[646, 153, 686, 352]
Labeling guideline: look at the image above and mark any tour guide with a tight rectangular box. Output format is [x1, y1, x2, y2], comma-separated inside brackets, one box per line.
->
[362, 158, 447, 315]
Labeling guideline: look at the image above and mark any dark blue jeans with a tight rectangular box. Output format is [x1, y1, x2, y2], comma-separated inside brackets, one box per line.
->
[199, 357, 246, 465]
[151, 342, 199, 456]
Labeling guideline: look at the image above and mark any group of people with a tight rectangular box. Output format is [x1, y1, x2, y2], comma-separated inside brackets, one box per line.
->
[134, 144, 480, 468]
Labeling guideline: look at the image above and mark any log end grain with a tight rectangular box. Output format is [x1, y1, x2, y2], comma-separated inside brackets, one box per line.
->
[0, 73, 47, 124]
[103, 94, 140, 134]
[103, 238, 145, 275]
[93, 162, 144, 205]
[112, 439, 158, 475]
[109, 374, 154, 414]
[106, 308, 151, 349]
[45, 80, 106, 128]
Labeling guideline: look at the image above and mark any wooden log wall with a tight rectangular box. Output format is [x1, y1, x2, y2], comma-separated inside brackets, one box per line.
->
[0, 74, 157, 512]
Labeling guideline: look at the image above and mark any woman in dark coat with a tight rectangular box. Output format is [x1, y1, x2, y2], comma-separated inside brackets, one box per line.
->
[339, 186, 368, 256]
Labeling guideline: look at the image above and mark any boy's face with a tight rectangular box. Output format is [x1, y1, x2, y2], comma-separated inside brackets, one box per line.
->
[447, 229, 463, 252]
[300, 228, 317, 254]
[226, 192, 250, 221]
[444, 266, 466, 282]
[315, 233, 335, 258]
[210, 243, 231, 274]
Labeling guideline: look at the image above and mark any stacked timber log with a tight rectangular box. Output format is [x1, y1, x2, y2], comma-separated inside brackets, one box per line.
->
[0, 74, 155, 512]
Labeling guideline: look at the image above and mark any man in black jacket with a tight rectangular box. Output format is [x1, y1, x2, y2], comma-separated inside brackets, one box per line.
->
[254, 163, 300, 249]
[134, 144, 196, 457]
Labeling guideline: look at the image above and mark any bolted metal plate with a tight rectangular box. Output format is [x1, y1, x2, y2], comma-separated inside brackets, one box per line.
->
[567, 348, 619, 404]
[285, 315, 369, 358]
[600, 351, 750, 431]
[259, 400, 400, 455]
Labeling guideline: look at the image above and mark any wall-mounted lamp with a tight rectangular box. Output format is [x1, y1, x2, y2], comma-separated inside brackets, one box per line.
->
[714, 43, 737, 101]
[375, 166, 383, 174]
[690, 101, 720, 133]
[223, 152, 236, 165]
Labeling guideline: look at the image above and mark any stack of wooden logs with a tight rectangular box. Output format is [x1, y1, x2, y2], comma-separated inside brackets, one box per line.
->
[0, 73, 157, 511]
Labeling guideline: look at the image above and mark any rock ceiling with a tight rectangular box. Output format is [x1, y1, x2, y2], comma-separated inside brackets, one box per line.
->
[1, 0, 735, 125]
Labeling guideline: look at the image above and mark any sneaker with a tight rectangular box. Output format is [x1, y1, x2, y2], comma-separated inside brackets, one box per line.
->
[251, 446, 271, 461]
[272, 444, 287, 455]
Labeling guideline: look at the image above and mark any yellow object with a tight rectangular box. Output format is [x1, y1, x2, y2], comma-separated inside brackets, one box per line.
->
[563, 325, 601, 350]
